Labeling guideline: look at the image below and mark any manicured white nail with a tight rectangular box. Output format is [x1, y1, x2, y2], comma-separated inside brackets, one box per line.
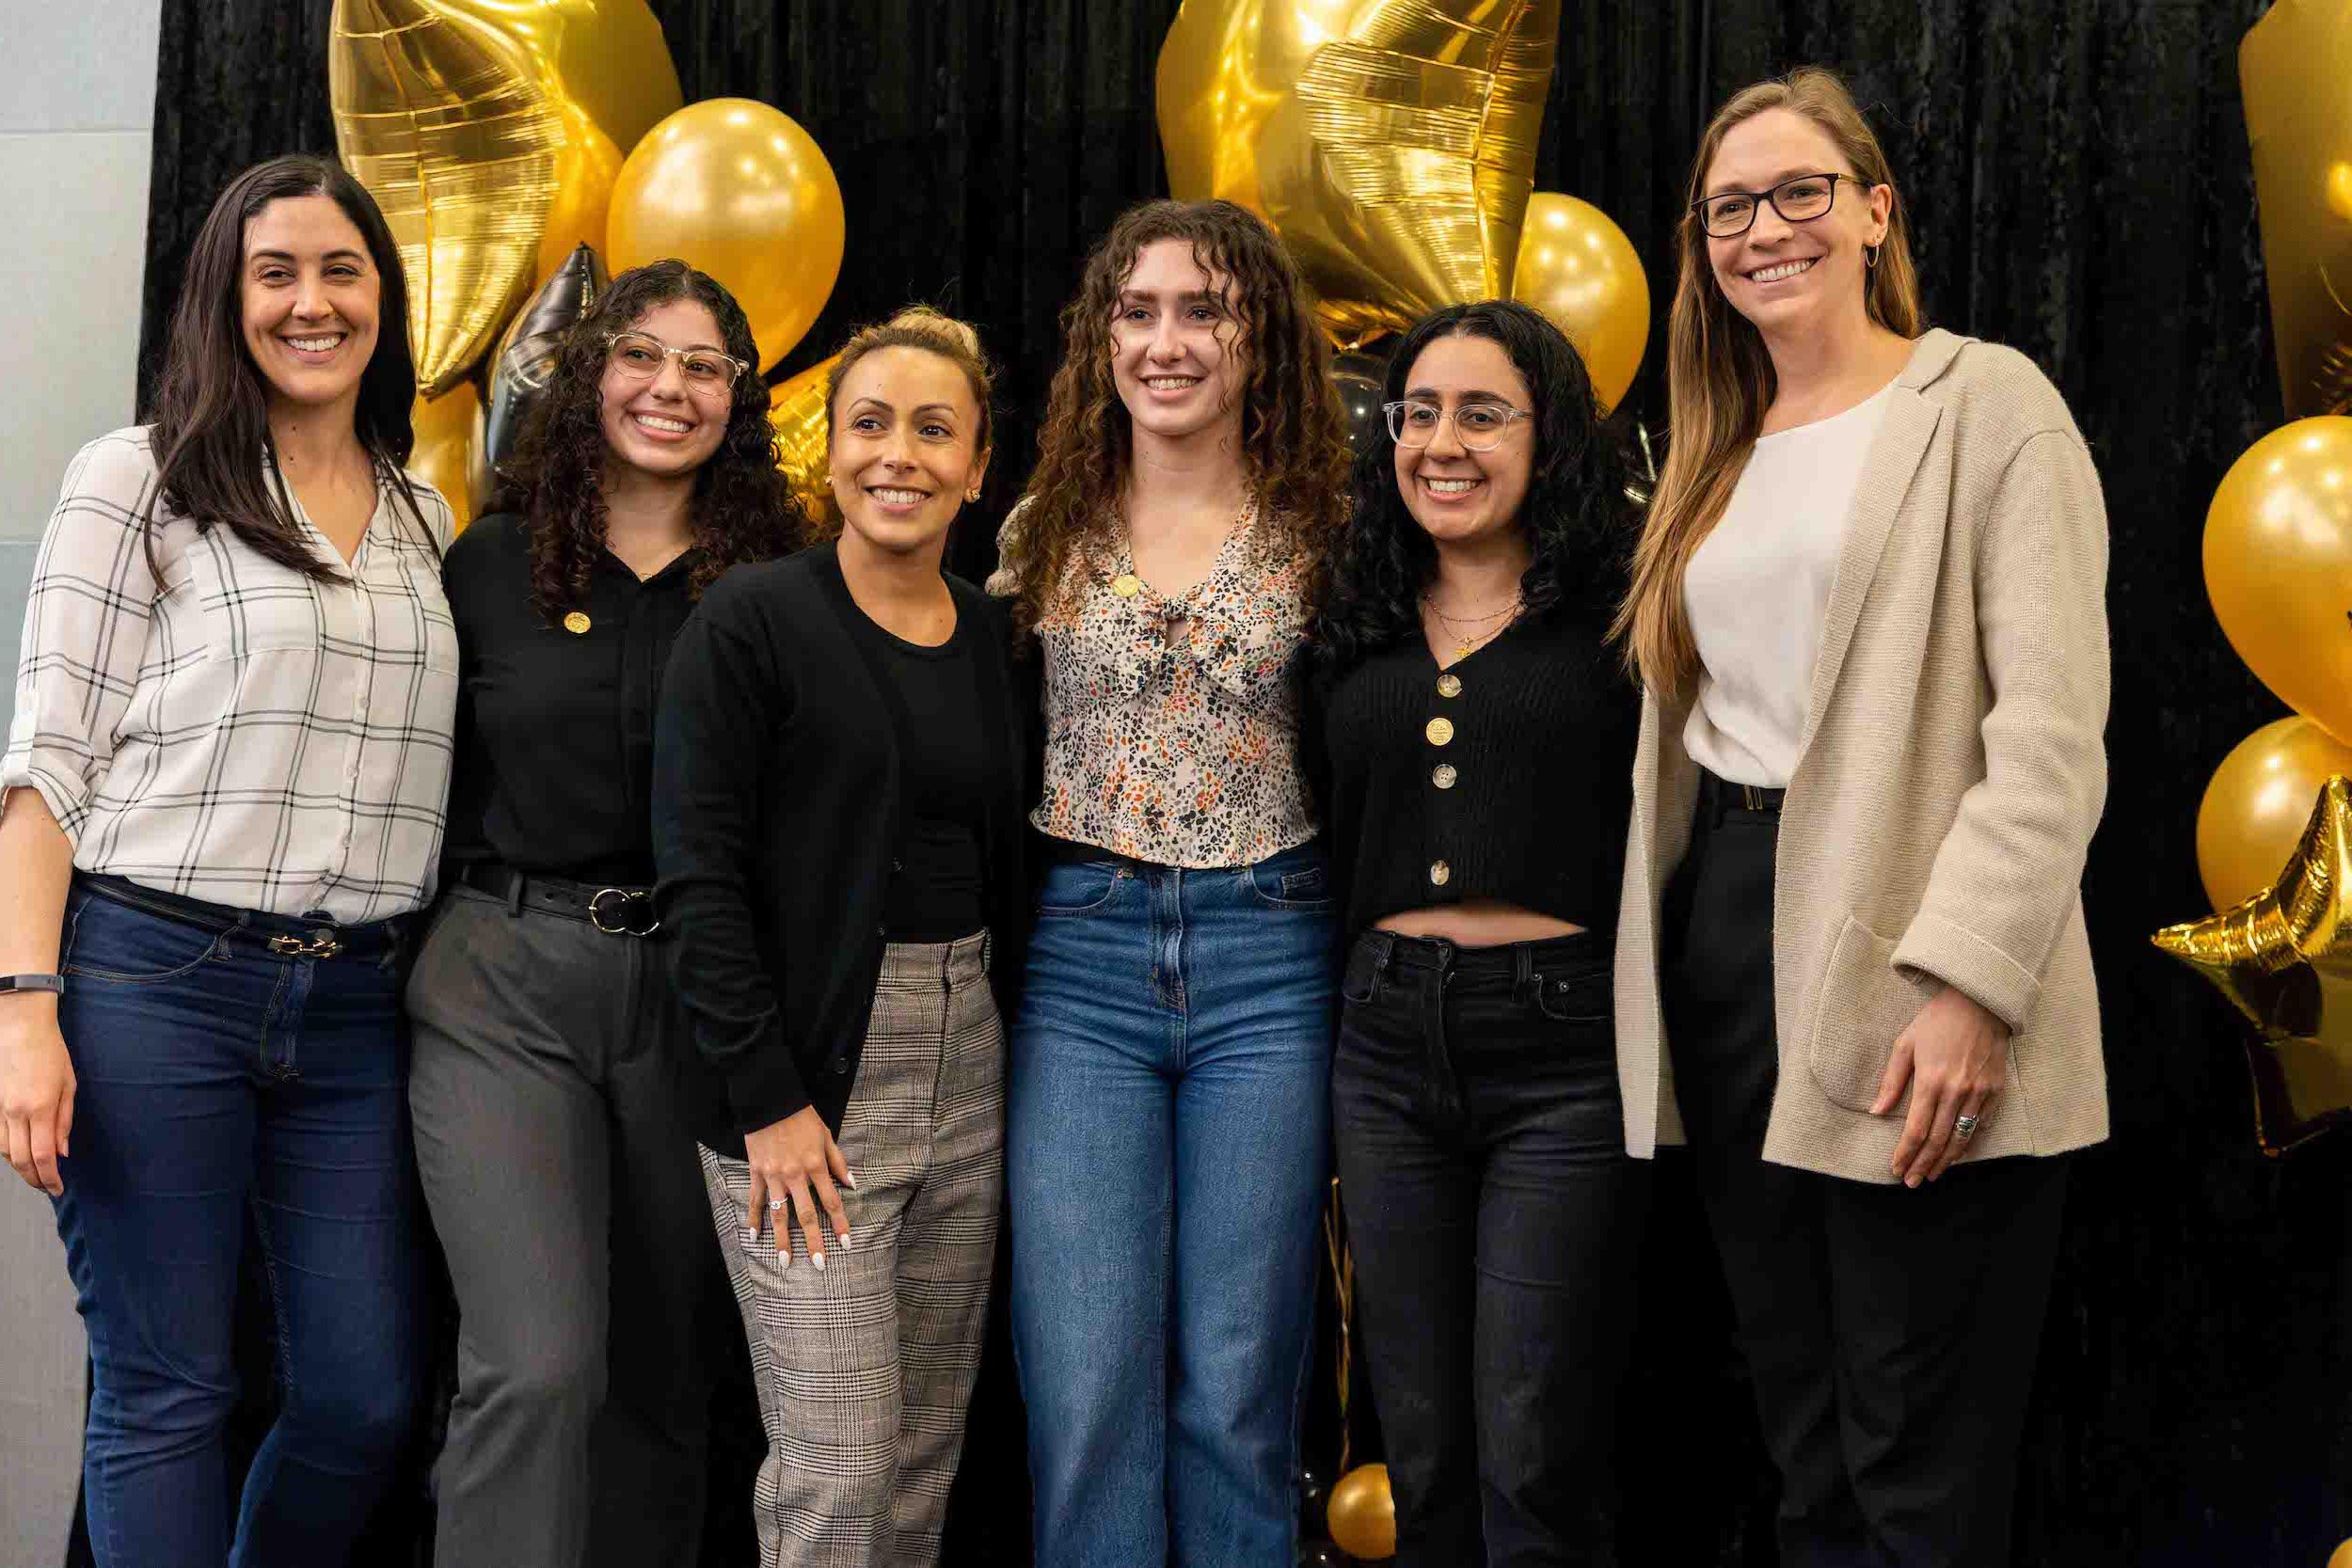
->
[779, 1247, 791, 1270]
[836, 1232, 853, 1253]
[844, 1171, 859, 1190]
[812, 1253, 827, 1273]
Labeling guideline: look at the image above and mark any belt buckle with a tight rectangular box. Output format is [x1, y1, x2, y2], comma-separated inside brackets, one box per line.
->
[589, 888, 660, 937]
[1740, 784, 1766, 812]
[267, 931, 344, 959]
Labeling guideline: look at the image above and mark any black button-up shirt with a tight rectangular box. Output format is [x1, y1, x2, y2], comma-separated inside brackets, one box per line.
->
[440, 511, 702, 886]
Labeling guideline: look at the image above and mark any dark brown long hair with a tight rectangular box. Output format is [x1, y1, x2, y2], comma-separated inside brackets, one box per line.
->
[502, 260, 803, 624]
[998, 198, 1352, 641]
[146, 153, 433, 580]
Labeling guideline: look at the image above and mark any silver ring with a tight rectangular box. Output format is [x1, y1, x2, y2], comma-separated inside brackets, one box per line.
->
[766, 1197, 788, 1212]
[1954, 1113, 1979, 1141]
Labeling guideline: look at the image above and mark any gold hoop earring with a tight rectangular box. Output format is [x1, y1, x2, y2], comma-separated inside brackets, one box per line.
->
[1865, 243, 1882, 270]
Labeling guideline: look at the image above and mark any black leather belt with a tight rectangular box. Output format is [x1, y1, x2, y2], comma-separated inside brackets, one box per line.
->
[453, 862, 663, 937]
[1697, 768, 1787, 816]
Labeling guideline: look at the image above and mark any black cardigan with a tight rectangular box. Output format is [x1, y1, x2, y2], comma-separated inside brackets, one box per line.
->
[652, 544, 1031, 1156]
[1309, 593, 1638, 939]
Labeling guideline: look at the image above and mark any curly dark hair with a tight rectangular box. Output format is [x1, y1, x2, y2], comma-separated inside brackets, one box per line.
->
[1313, 300, 1634, 675]
[504, 259, 802, 623]
[998, 198, 1352, 641]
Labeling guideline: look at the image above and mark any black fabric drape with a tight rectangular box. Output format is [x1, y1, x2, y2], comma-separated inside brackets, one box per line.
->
[127, 3, 2351, 1565]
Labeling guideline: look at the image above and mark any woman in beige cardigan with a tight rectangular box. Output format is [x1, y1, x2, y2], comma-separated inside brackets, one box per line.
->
[1613, 68, 2108, 1567]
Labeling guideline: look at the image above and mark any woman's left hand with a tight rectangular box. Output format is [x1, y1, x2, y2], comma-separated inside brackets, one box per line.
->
[1871, 984, 2010, 1187]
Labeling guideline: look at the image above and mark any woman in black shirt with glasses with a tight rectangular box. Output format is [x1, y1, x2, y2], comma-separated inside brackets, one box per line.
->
[1310, 299, 1645, 1567]
[405, 260, 796, 1568]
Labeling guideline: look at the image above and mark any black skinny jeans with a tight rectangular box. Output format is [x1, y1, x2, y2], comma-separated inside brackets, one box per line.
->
[1332, 928, 1650, 1568]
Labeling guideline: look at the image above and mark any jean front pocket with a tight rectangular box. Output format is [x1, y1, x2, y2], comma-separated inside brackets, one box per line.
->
[1533, 965, 1613, 1025]
[1247, 849, 1334, 912]
[62, 889, 224, 985]
[1035, 861, 1132, 918]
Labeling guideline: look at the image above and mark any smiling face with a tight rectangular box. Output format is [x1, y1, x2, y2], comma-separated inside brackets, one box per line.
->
[1391, 329, 1535, 549]
[596, 298, 735, 483]
[1108, 237, 1248, 447]
[828, 344, 991, 561]
[240, 193, 382, 416]
[1702, 107, 1892, 340]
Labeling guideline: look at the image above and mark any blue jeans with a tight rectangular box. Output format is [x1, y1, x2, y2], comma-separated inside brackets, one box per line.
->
[1008, 840, 1337, 1567]
[49, 876, 424, 1568]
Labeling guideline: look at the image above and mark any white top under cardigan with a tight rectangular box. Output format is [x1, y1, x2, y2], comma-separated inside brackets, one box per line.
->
[2, 426, 459, 923]
[1682, 384, 1894, 787]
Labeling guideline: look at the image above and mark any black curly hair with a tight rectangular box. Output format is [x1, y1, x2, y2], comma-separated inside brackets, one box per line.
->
[503, 259, 802, 623]
[1313, 300, 1634, 675]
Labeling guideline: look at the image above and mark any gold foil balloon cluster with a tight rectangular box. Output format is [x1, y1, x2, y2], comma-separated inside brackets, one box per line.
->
[1156, 0, 1649, 413]
[330, 0, 849, 526]
[2147, 21, 2352, 1151]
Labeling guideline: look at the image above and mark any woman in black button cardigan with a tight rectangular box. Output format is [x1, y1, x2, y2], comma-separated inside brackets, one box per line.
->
[1307, 299, 1646, 1567]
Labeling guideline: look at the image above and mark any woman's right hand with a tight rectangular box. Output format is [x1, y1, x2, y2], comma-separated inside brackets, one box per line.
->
[0, 1006, 74, 1196]
[741, 1105, 854, 1269]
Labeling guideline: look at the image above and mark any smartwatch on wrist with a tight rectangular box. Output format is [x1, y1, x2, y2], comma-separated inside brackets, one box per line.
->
[0, 974, 64, 996]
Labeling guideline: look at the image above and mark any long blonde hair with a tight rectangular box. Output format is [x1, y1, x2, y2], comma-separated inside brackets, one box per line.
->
[1614, 66, 1924, 702]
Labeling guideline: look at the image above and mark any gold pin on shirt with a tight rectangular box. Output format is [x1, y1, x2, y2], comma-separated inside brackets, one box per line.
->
[564, 611, 592, 635]
[1425, 716, 1454, 746]
[1111, 574, 1143, 598]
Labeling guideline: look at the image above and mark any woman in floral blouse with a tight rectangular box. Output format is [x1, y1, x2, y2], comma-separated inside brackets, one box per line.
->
[990, 198, 1352, 1566]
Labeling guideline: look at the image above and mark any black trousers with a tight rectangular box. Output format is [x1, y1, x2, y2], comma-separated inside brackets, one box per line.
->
[1333, 928, 1651, 1568]
[1661, 772, 2068, 1568]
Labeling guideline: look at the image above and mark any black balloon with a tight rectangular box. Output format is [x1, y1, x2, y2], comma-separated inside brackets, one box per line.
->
[470, 243, 612, 513]
[1329, 347, 1393, 455]
[1298, 1465, 1333, 1538]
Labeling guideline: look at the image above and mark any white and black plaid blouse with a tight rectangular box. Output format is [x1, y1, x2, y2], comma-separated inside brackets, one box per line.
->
[2, 426, 459, 923]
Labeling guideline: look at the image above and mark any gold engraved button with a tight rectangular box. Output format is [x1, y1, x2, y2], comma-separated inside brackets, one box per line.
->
[1429, 860, 1452, 886]
[563, 611, 592, 635]
[1424, 716, 1454, 747]
[1436, 673, 1462, 698]
[1432, 764, 1457, 789]
[1111, 574, 1143, 598]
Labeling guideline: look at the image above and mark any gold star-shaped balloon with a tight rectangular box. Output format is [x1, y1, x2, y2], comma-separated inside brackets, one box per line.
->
[2153, 774, 2352, 1152]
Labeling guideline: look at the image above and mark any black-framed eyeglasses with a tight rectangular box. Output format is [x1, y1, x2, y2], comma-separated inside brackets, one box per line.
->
[1382, 400, 1533, 451]
[602, 331, 749, 395]
[1691, 172, 1856, 239]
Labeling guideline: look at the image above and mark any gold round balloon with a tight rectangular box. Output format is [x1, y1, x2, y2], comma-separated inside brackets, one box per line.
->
[2198, 717, 2352, 911]
[768, 354, 842, 530]
[331, 0, 571, 397]
[410, 382, 482, 534]
[1156, 0, 1563, 343]
[432, 0, 683, 158]
[537, 101, 622, 285]
[607, 100, 847, 372]
[1325, 1463, 1396, 1560]
[1511, 192, 1650, 415]
[2203, 416, 2352, 744]
[2330, 1538, 2352, 1568]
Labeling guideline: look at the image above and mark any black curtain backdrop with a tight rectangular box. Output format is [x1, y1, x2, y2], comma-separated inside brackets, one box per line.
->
[119, 3, 2352, 1565]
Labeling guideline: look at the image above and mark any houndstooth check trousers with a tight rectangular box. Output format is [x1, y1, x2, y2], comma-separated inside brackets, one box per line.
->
[699, 932, 1003, 1568]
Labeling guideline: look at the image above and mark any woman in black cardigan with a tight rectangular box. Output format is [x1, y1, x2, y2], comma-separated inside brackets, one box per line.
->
[652, 307, 1028, 1567]
[1308, 300, 1646, 1566]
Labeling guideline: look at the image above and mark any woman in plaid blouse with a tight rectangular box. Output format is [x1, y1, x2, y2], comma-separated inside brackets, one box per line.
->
[0, 155, 453, 1566]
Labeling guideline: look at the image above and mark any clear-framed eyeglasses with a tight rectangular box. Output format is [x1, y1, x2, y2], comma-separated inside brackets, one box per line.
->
[1691, 172, 1856, 239]
[1382, 400, 1534, 451]
[602, 331, 749, 396]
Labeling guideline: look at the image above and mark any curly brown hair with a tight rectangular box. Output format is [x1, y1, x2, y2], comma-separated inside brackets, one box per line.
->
[503, 260, 802, 623]
[802, 305, 997, 538]
[999, 198, 1352, 641]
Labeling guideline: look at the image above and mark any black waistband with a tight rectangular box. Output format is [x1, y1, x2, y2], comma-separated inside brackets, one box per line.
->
[77, 874, 405, 959]
[1352, 927, 1606, 975]
[1696, 768, 1786, 817]
[450, 862, 663, 937]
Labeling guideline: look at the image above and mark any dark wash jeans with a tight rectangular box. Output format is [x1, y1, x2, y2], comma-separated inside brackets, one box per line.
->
[1332, 928, 1650, 1568]
[49, 874, 423, 1568]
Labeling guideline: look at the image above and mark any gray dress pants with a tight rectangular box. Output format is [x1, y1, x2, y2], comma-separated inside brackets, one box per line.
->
[406, 882, 733, 1568]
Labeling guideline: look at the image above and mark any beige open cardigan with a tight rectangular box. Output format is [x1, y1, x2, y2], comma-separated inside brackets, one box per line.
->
[1613, 328, 2111, 1183]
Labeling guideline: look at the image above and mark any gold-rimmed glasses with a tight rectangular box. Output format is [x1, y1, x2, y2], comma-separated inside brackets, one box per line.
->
[602, 331, 748, 396]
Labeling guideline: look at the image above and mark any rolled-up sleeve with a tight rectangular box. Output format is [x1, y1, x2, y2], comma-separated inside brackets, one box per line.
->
[2, 434, 163, 845]
[1892, 426, 2110, 1032]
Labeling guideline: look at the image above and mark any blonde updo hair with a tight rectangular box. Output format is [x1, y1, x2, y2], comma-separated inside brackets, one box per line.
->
[825, 305, 996, 458]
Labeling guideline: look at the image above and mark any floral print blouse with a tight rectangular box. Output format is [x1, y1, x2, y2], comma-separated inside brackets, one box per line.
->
[1015, 498, 1318, 869]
